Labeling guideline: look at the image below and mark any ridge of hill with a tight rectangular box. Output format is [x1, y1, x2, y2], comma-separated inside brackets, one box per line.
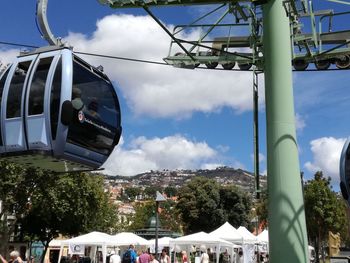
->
[104, 167, 267, 194]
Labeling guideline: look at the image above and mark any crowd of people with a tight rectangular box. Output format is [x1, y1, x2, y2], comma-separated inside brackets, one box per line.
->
[91, 245, 269, 263]
[107, 245, 170, 263]
[111, 244, 268, 263]
[0, 245, 269, 263]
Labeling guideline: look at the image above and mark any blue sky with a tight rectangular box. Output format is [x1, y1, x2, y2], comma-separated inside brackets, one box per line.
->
[1, 0, 350, 188]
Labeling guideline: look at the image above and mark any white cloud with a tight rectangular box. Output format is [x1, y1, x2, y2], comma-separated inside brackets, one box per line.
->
[102, 135, 218, 176]
[304, 137, 346, 182]
[216, 145, 230, 153]
[295, 113, 306, 132]
[64, 14, 254, 118]
[0, 49, 19, 68]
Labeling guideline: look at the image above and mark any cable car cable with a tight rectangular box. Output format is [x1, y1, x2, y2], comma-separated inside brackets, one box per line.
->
[75, 51, 256, 71]
[0, 41, 39, 49]
[74, 51, 169, 66]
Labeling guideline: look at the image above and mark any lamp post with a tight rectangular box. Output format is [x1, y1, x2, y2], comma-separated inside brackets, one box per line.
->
[155, 191, 166, 259]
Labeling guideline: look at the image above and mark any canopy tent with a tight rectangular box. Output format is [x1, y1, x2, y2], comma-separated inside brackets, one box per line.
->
[169, 232, 235, 263]
[148, 237, 174, 246]
[170, 231, 233, 246]
[111, 232, 149, 246]
[59, 232, 115, 263]
[49, 239, 63, 247]
[61, 232, 114, 246]
[210, 222, 244, 244]
[148, 237, 174, 253]
[237, 227, 258, 244]
[257, 230, 268, 243]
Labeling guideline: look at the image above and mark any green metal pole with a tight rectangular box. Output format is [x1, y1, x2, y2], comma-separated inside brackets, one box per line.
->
[263, 1, 309, 263]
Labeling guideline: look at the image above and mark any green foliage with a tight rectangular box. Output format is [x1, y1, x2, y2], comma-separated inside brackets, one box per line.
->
[159, 199, 182, 233]
[0, 161, 117, 257]
[164, 186, 178, 197]
[219, 185, 252, 228]
[144, 186, 163, 199]
[20, 172, 117, 242]
[128, 201, 155, 230]
[128, 200, 182, 233]
[0, 161, 31, 254]
[123, 187, 142, 200]
[176, 176, 252, 234]
[304, 171, 349, 261]
[255, 189, 268, 227]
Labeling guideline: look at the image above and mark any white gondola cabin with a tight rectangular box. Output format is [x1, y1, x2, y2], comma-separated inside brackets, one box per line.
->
[0, 46, 122, 172]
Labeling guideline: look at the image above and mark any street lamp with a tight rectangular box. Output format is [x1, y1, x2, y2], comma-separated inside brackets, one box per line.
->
[155, 191, 166, 259]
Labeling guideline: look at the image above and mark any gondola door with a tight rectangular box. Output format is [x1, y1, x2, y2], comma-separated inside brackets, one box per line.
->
[25, 51, 59, 151]
[2, 55, 37, 152]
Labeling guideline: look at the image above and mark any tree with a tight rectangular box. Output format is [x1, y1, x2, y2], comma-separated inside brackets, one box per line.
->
[254, 189, 268, 229]
[0, 162, 35, 256]
[159, 199, 182, 233]
[128, 201, 155, 231]
[164, 186, 178, 198]
[124, 187, 142, 201]
[304, 171, 349, 263]
[219, 185, 252, 228]
[143, 186, 163, 199]
[176, 177, 252, 234]
[128, 200, 182, 233]
[20, 171, 117, 263]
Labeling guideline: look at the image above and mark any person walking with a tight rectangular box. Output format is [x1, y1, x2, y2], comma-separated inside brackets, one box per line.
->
[122, 245, 137, 263]
[0, 251, 23, 263]
[138, 251, 150, 263]
[160, 250, 170, 263]
[181, 251, 188, 263]
[200, 249, 209, 263]
[110, 251, 121, 263]
[149, 254, 159, 263]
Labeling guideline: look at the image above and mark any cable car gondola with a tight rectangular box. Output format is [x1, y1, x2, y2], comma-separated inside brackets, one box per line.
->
[0, 46, 122, 172]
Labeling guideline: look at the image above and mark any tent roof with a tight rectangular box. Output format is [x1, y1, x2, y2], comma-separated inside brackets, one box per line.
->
[257, 229, 268, 243]
[61, 232, 115, 246]
[237, 227, 258, 243]
[148, 237, 174, 246]
[170, 231, 233, 247]
[49, 239, 63, 247]
[111, 232, 149, 246]
[210, 222, 243, 243]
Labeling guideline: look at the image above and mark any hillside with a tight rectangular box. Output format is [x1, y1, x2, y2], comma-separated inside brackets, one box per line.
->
[104, 166, 267, 194]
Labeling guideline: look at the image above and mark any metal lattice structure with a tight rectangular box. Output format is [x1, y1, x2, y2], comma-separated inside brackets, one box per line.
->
[99, 0, 350, 71]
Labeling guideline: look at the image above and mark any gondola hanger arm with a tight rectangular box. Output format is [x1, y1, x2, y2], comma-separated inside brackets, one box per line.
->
[36, 0, 63, 46]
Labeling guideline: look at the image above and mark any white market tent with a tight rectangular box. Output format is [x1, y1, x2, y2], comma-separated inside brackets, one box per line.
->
[148, 237, 174, 253]
[59, 232, 115, 263]
[257, 229, 268, 243]
[210, 222, 244, 244]
[237, 226, 258, 244]
[169, 232, 235, 263]
[148, 237, 174, 246]
[111, 232, 149, 246]
[170, 231, 233, 246]
[49, 239, 63, 247]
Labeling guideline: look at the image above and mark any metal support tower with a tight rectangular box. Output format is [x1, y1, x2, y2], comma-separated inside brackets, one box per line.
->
[263, 1, 308, 262]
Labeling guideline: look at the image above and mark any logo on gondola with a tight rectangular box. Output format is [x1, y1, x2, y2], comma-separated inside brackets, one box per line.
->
[78, 111, 85, 123]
